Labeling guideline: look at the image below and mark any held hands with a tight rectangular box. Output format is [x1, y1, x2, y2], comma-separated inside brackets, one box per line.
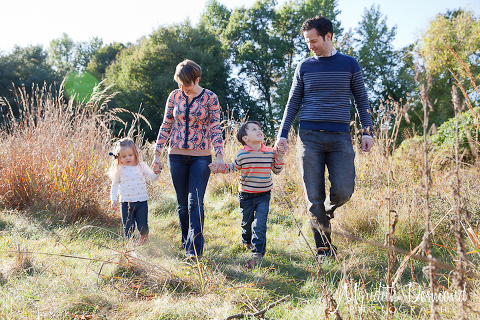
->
[209, 155, 225, 174]
[111, 200, 118, 211]
[362, 135, 373, 152]
[152, 162, 162, 174]
[274, 138, 287, 156]
[151, 156, 163, 174]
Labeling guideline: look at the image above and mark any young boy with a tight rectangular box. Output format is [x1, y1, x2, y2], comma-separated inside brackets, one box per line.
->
[209, 121, 284, 269]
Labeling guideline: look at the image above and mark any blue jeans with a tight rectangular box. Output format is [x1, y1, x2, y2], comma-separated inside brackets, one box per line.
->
[239, 191, 271, 256]
[121, 201, 149, 238]
[297, 130, 355, 254]
[168, 154, 211, 257]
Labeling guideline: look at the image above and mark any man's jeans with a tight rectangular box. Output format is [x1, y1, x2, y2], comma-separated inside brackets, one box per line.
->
[239, 191, 271, 256]
[297, 130, 355, 253]
[168, 154, 211, 257]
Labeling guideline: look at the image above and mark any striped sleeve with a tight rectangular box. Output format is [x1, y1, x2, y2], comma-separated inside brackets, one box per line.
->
[351, 68, 373, 135]
[278, 62, 303, 139]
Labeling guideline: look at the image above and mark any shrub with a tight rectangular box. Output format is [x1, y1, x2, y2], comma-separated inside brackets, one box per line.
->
[431, 106, 480, 161]
[0, 83, 119, 222]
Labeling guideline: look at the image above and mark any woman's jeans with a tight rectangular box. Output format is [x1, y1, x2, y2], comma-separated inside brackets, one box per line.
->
[168, 154, 211, 257]
[297, 130, 355, 254]
[121, 201, 149, 238]
[239, 191, 271, 256]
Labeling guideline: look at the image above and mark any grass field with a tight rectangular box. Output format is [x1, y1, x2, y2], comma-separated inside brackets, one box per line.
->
[0, 83, 479, 319]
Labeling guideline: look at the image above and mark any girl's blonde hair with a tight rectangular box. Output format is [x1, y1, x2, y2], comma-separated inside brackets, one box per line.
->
[108, 138, 140, 178]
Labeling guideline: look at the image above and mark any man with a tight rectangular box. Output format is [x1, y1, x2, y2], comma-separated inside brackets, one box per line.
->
[274, 16, 373, 262]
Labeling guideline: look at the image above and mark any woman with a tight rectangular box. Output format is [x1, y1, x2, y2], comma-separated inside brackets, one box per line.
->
[152, 59, 224, 259]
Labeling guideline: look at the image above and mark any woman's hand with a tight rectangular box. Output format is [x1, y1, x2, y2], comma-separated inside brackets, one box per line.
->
[211, 154, 225, 173]
[151, 155, 163, 172]
[111, 200, 118, 210]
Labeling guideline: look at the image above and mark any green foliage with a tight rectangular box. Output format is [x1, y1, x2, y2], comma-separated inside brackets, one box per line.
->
[0, 45, 59, 116]
[223, 0, 293, 136]
[431, 106, 480, 160]
[422, 9, 480, 81]
[47, 33, 76, 76]
[418, 9, 480, 127]
[105, 21, 230, 140]
[86, 42, 125, 81]
[353, 5, 398, 103]
[74, 37, 104, 71]
[48, 33, 104, 78]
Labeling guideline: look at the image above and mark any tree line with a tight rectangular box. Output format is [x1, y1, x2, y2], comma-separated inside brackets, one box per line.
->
[1, 0, 478, 141]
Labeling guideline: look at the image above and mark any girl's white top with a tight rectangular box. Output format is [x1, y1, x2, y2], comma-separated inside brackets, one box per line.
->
[110, 161, 160, 202]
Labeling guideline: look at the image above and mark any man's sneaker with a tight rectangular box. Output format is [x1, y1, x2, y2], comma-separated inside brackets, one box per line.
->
[315, 246, 337, 263]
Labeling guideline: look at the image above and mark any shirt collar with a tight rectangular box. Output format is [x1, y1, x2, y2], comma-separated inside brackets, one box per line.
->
[244, 144, 269, 152]
[314, 48, 337, 59]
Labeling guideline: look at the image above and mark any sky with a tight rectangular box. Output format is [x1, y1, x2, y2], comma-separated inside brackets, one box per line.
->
[1, 0, 479, 54]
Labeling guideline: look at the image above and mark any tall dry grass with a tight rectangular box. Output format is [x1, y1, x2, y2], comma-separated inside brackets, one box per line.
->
[0, 82, 124, 222]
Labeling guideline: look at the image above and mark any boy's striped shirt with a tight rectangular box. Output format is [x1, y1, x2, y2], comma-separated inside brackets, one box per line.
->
[222, 144, 284, 193]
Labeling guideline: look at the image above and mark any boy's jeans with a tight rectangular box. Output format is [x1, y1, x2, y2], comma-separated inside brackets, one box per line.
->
[297, 130, 355, 254]
[168, 154, 212, 257]
[239, 191, 271, 256]
[121, 201, 149, 238]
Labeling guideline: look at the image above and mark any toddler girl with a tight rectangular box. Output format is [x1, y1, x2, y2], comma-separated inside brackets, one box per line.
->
[109, 138, 161, 245]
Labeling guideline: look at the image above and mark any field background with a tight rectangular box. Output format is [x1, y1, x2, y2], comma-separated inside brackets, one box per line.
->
[0, 81, 479, 319]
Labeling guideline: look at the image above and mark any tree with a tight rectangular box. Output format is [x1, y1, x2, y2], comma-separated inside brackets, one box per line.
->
[48, 33, 76, 77]
[48, 34, 104, 79]
[75, 37, 103, 71]
[353, 5, 397, 103]
[419, 9, 480, 126]
[86, 42, 125, 80]
[0, 45, 59, 116]
[105, 21, 230, 140]
[200, 0, 231, 35]
[223, 0, 291, 136]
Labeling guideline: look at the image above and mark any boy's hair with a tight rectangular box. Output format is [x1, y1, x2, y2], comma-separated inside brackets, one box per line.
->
[300, 16, 333, 40]
[173, 59, 202, 86]
[236, 121, 261, 146]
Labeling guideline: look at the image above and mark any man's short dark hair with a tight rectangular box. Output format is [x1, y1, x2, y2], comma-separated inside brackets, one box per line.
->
[300, 16, 333, 40]
[236, 121, 262, 146]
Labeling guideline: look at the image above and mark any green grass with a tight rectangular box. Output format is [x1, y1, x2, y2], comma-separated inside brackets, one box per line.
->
[1, 178, 477, 319]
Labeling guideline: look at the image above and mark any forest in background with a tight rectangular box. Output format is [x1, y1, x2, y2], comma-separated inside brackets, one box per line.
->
[1, 0, 478, 142]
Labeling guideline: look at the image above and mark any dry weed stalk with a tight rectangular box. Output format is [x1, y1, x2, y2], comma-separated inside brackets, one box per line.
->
[223, 294, 290, 320]
[417, 67, 440, 319]
[450, 84, 470, 318]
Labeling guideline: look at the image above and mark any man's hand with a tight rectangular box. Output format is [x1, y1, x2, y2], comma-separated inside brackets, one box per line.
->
[362, 135, 373, 152]
[111, 200, 118, 210]
[274, 137, 287, 156]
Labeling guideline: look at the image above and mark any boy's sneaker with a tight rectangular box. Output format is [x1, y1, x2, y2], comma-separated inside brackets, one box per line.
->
[315, 245, 337, 264]
[243, 243, 253, 251]
[246, 253, 263, 269]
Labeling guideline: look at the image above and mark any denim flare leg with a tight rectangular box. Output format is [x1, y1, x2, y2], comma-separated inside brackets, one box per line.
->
[168, 154, 211, 257]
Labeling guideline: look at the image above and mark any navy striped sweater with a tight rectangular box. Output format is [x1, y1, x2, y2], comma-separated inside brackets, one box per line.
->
[278, 53, 373, 138]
